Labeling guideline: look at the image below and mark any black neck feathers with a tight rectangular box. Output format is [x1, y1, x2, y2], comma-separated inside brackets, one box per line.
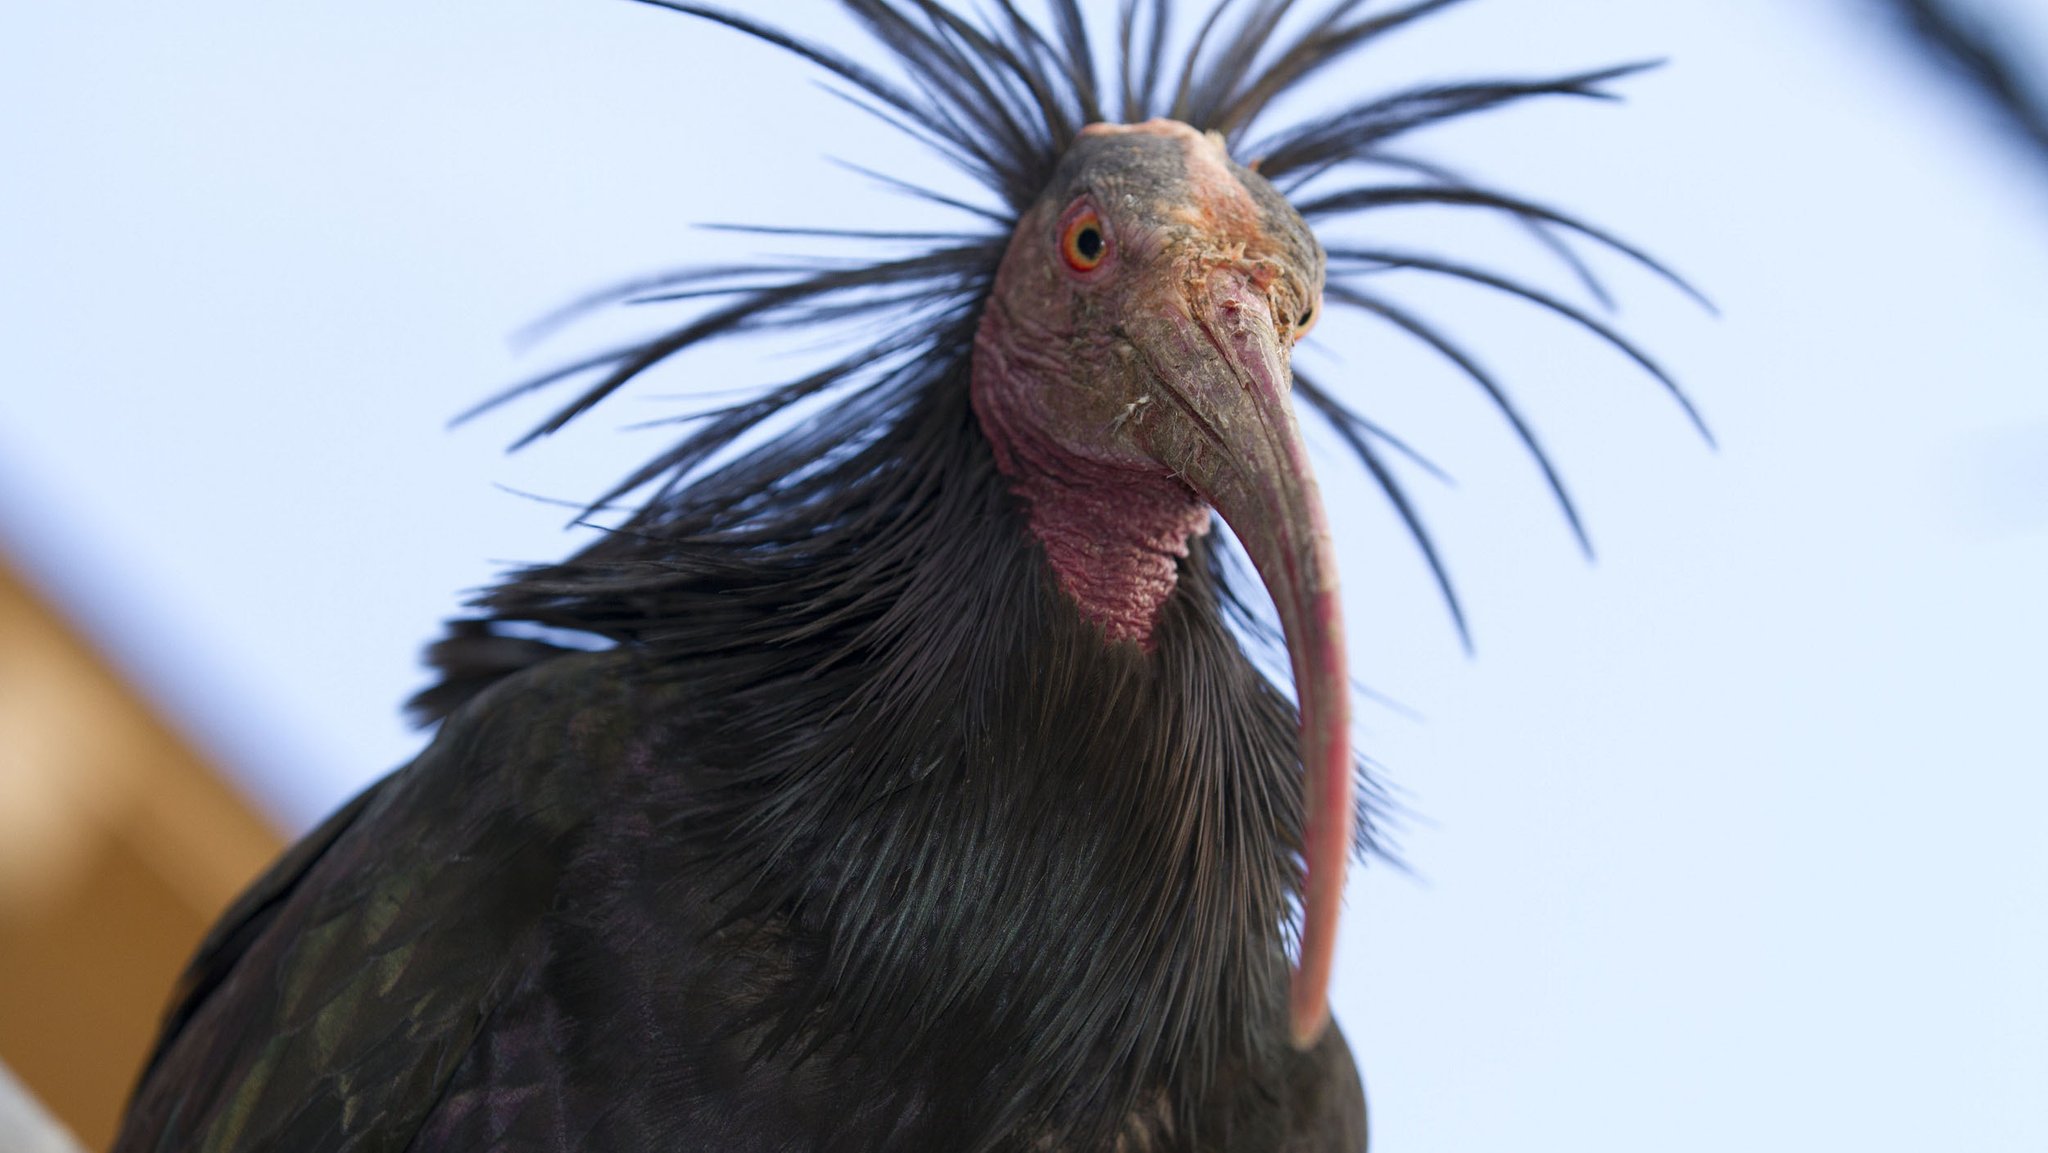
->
[422, 362, 1306, 1148]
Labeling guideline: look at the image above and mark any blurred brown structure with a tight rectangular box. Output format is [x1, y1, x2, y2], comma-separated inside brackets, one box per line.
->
[0, 557, 282, 1149]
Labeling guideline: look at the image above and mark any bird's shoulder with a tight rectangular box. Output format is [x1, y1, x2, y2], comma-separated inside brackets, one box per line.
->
[1150, 1021, 1365, 1153]
[113, 650, 684, 1152]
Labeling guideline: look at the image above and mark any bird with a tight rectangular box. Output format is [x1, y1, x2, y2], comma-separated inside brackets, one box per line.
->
[113, 2, 1702, 1150]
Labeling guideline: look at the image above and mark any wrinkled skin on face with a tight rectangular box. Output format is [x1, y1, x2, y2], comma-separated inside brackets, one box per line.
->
[974, 123, 1325, 643]
[971, 119, 1349, 1047]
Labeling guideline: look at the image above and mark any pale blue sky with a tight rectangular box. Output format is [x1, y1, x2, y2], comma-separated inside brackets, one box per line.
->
[3, 1, 2045, 1148]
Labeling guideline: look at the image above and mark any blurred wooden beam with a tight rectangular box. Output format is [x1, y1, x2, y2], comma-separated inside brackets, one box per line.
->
[0, 557, 283, 1150]
[0, 1057, 83, 1153]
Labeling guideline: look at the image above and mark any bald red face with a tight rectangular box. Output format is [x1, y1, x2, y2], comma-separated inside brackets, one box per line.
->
[976, 121, 1324, 481]
[970, 120, 1349, 1049]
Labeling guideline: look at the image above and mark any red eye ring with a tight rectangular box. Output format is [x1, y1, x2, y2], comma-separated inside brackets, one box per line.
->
[1059, 203, 1109, 273]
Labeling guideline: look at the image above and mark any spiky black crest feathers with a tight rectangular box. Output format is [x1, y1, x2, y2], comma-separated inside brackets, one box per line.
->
[437, 0, 1701, 682]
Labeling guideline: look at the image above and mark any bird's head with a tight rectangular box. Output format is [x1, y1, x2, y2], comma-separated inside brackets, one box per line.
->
[974, 121, 1323, 493]
[972, 119, 1348, 1048]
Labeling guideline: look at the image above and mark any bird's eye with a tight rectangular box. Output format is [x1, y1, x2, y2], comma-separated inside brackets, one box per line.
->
[1295, 297, 1321, 342]
[1059, 204, 1109, 273]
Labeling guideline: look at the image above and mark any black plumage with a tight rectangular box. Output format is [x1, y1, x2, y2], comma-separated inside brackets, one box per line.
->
[114, 3, 1698, 1150]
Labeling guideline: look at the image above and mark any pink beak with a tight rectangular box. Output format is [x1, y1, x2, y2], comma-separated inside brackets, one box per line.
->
[1126, 271, 1352, 1049]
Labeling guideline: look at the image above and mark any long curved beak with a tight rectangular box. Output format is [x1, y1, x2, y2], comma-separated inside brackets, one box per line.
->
[1125, 272, 1351, 1049]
